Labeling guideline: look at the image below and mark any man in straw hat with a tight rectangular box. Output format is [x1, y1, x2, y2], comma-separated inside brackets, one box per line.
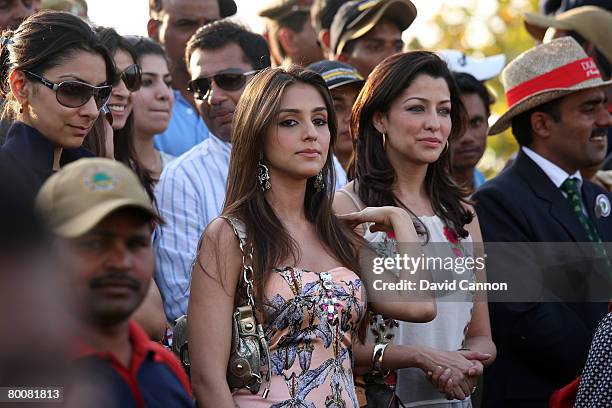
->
[473, 37, 612, 407]
[36, 158, 195, 407]
[524, 4, 612, 163]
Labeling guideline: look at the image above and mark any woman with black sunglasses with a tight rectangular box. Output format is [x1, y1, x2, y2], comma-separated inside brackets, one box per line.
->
[0, 10, 115, 200]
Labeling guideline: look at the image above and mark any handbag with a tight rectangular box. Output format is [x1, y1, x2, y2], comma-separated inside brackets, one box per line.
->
[171, 216, 271, 397]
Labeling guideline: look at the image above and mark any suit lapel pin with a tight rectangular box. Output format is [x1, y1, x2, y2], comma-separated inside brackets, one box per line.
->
[594, 194, 610, 218]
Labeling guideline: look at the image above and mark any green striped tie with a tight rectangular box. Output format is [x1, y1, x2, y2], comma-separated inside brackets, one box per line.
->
[560, 177, 601, 242]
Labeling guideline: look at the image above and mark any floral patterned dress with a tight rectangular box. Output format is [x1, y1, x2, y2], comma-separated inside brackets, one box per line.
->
[232, 266, 366, 407]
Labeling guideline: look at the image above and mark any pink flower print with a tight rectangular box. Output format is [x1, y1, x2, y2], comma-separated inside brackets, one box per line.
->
[443, 226, 459, 244]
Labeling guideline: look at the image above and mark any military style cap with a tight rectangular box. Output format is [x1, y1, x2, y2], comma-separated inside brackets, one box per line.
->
[36, 158, 162, 238]
[330, 0, 417, 55]
[258, 0, 314, 21]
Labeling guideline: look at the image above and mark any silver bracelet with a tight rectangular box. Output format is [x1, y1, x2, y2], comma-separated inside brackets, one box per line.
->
[372, 343, 389, 375]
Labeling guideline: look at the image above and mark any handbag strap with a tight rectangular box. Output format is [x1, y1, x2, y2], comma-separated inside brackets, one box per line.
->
[220, 216, 257, 308]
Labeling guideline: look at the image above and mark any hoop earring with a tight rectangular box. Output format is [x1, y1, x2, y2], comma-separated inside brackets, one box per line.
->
[257, 160, 271, 191]
[313, 171, 325, 192]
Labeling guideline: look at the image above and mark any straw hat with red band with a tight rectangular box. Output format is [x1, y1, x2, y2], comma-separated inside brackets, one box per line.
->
[489, 36, 612, 135]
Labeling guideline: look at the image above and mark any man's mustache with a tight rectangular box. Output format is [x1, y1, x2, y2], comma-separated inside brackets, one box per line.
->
[90, 272, 141, 290]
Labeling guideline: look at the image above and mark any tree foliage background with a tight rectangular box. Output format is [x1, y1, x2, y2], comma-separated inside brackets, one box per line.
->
[407, 0, 540, 177]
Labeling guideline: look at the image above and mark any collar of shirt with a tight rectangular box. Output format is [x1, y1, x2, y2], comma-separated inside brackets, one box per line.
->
[70, 320, 161, 370]
[208, 132, 232, 155]
[522, 146, 583, 191]
[2, 121, 92, 171]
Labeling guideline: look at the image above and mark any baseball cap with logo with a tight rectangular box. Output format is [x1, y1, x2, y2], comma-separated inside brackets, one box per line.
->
[308, 60, 364, 89]
[36, 158, 162, 238]
[330, 0, 417, 56]
[489, 36, 612, 135]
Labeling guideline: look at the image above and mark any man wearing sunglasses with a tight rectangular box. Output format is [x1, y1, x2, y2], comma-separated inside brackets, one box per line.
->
[154, 21, 271, 322]
[147, 0, 237, 157]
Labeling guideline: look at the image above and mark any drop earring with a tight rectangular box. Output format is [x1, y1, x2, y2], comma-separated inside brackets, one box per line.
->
[313, 171, 325, 192]
[257, 160, 271, 191]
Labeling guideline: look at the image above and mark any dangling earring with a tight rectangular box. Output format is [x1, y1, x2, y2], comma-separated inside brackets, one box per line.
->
[257, 160, 271, 191]
[313, 171, 325, 192]
[442, 140, 449, 154]
[382, 132, 387, 146]
[19, 105, 23, 114]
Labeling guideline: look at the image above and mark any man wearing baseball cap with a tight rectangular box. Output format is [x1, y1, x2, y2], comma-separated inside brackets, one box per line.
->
[258, 0, 324, 67]
[473, 37, 612, 407]
[36, 158, 195, 407]
[329, 0, 417, 77]
[308, 60, 364, 171]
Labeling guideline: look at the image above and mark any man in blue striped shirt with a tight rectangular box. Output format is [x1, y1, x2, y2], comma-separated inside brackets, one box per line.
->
[154, 21, 272, 321]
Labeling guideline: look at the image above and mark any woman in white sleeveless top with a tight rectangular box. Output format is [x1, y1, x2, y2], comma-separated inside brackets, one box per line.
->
[334, 52, 496, 408]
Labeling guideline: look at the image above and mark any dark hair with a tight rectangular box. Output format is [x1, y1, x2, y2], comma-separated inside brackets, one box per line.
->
[311, 0, 348, 34]
[184, 20, 271, 71]
[95, 27, 155, 200]
[0, 10, 116, 120]
[210, 66, 365, 339]
[453, 72, 491, 116]
[130, 35, 169, 63]
[351, 51, 473, 239]
[511, 98, 562, 146]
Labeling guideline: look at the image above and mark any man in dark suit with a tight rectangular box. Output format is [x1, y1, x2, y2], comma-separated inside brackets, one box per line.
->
[473, 37, 612, 407]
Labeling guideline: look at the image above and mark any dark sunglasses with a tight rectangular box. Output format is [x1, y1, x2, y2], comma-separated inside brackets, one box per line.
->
[24, 71, 112, 109]
[115, 63, 142, 92]
[187, 70, 259, 100]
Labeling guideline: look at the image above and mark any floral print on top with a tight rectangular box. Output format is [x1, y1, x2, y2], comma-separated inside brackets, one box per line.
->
[232, 266, 365, 408]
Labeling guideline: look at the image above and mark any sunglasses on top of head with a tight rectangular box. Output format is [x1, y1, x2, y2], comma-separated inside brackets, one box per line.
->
[23, 71, 112, 109]
[114, 63, 142, 92]
[187, 70, 259, 100]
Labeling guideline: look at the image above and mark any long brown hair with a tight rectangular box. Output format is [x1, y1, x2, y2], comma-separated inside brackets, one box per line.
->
[223, 66, 363, 323]
[351, 51, 473, 239]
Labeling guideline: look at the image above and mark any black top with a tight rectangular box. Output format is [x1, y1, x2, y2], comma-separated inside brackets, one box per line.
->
[0, 121, 94, 202]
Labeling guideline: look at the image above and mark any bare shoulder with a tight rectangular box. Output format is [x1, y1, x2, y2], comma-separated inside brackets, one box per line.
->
[333, 180, 361, 214]
[461, 204, 483, 243]
[195, 217, 243, 281]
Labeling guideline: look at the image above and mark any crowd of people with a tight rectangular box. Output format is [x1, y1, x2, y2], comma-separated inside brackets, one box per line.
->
[0, 0, 611, 407]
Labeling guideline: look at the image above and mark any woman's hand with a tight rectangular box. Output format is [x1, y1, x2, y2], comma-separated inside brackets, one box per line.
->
[418, 348, 490, 400]
[337, 206, 417, 237]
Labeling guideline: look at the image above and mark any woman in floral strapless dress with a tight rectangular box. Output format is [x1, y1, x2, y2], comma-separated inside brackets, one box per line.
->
[188, 67, 436, 408]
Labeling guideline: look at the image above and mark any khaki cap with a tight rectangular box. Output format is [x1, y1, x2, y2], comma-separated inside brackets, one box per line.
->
[490, 36, 612, 135]
[36, 158, 162, 238]
[524, 6, 612, 65]
[258, 0, 314, 21]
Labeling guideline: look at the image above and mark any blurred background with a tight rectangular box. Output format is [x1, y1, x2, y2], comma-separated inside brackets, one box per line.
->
[87, 0, 542, 178]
